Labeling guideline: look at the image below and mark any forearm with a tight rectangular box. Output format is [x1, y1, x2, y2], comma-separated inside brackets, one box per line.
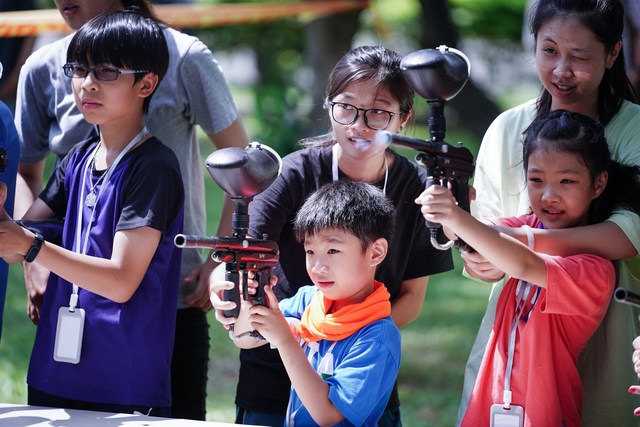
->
[447, 210, 547, 286]
[34, 228, 160, 303]
[216, 193, 235, 236]
[277, 337, 343, 426]
[230, 334, 268, 349]
[508, 221, 637, 260]
[36, 244, 141, 303]
[390, 276, 429, 328]
[16, 162, 45, 219]
[206, 118, 251, 150]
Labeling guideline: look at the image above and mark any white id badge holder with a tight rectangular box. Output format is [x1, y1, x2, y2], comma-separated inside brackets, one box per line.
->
[490, 404, 524, 427]
[53, 306, 85, 364]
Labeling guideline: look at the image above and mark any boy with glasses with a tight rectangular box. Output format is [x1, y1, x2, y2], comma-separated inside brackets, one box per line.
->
[0, 10, 184, 417]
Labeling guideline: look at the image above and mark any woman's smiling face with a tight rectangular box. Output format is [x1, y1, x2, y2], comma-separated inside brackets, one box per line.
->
[535, 15, 619, 118]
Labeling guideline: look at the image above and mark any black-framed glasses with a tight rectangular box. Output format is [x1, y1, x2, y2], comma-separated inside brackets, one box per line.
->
[328, 101, 397, 131]
[62, 63, 148, 82]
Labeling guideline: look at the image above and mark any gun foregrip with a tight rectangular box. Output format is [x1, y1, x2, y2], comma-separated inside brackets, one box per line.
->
[250, 269, 270, 307]
[223, 269, 241, 318]
[453, 179, 471, 213]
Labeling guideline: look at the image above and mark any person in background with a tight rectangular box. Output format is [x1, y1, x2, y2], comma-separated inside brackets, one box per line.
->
[0, 10, 184, 416]
[211, 44, 454, 427]
[0, 0, 37, 112]
[215, 180, 401, 427]
[622, 0, 640, 93]
[461, 0, 640, 425]
[14, 0, 250, 420]
[0, 60, 20, 342]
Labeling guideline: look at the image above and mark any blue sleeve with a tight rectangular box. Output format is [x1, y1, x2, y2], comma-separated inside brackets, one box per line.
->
[0, 101, 19, 217]
[0, 100, 19, 342]
[279, 285, 317, 319]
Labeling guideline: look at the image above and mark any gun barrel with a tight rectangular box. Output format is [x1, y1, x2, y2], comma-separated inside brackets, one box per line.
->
[614, 287, 640, 308]
[377, 131, 474, 164]
[174, 234, 279, 253]
[174, 234, 224, 249]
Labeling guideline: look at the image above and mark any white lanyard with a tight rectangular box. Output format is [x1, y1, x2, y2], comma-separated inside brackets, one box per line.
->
[502, 225, 541, 409]
[305, 340, 337, 376]
[69, 127, 149, 310]
[331, 144, 388, 194]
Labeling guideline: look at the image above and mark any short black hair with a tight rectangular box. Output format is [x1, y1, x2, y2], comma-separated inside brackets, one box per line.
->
[66, 10, 169, 113]
[293, 180, 396, 251]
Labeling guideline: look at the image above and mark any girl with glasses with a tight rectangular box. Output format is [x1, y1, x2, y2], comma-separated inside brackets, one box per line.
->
[210, 44, 454, 427]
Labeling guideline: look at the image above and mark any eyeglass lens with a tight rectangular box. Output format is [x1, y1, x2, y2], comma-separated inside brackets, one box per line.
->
[331, 102, 393, 130]
[64, 64, 120, 81]
[63, 64, 146, 81]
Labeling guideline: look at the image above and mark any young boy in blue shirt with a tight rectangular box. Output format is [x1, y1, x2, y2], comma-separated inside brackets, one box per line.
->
[0, 10, 184, 417]
[215, 180, 401, 426]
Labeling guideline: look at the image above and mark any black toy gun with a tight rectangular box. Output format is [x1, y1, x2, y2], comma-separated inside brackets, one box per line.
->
[174, 142, 281, 338]
[376, 45, 474, 250]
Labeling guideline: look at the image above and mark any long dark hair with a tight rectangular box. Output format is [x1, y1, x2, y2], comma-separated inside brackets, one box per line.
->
[529, 0, 637, 125]
[122, 0, 157, 20]
[301, 45, 414, 147]
[523, 109, 640, 224]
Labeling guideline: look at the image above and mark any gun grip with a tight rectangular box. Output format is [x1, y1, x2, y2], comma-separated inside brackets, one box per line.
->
[250, 269, 269, 307]
[424, 175, 441, 230]
[223, 269, 241, 318]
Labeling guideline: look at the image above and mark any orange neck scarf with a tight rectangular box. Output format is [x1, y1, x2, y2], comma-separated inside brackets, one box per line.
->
[297, 280, 392, 343]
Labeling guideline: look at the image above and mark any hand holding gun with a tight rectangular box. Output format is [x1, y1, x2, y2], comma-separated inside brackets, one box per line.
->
[378, 45, 475, 251]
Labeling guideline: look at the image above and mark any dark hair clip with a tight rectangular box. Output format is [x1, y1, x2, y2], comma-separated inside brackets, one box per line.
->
[124, 5, 142, 14]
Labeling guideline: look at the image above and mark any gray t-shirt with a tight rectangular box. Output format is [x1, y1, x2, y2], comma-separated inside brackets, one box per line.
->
[16, 27, 239, 304]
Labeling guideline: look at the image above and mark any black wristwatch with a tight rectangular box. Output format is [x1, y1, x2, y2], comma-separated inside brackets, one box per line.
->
[25, 232, 44, 263]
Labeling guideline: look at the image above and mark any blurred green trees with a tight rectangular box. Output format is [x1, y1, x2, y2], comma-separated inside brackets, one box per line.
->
[194, 0, 527, 155]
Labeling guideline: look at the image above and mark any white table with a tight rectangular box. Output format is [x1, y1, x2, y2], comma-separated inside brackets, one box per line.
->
[0, 403, 251, 427]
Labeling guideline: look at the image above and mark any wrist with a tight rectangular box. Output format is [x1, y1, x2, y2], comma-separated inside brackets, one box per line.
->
[24, 232, 44, 263]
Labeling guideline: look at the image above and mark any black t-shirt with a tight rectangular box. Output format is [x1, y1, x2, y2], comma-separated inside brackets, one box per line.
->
[237, 145, 454, 412]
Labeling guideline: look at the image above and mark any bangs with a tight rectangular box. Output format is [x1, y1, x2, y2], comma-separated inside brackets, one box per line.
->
[66, 11, 167, 78]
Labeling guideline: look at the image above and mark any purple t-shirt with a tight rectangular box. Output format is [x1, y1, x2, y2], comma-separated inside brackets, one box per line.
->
[27, 136, 184, 408]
